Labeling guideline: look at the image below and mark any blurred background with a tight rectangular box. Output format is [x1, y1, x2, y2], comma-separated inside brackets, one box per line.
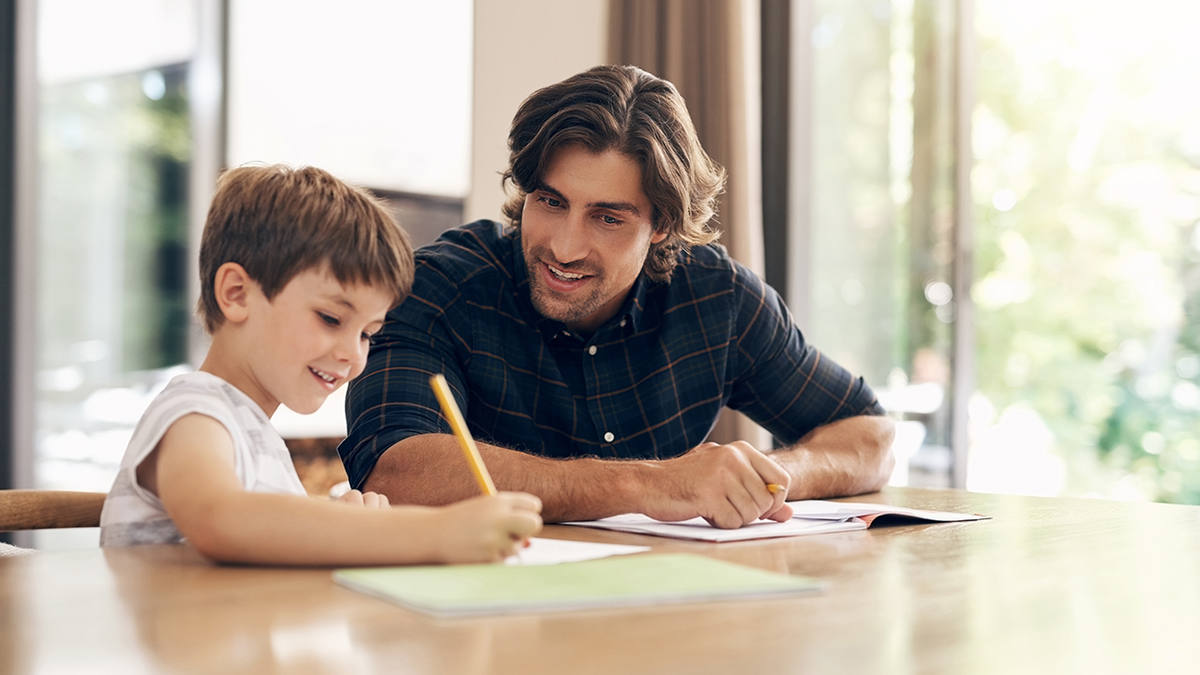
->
[4, 0, 1200, 550]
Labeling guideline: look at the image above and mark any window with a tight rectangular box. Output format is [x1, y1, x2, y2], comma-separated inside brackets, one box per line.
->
[777, 0, 964, 487]
[970, 0, 1200, 501]
[781, 0, 1200, 502]
[25, 0, 216, 549]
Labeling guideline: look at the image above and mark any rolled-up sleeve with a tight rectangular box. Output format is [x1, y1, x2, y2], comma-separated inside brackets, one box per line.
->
[338, 259, 468, 489]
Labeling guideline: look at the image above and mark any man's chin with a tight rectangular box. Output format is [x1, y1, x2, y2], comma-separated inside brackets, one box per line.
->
[530, 289, 597, 326]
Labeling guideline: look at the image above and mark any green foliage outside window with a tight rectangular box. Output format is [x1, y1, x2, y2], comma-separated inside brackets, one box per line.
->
[973, 0, 1200, 503]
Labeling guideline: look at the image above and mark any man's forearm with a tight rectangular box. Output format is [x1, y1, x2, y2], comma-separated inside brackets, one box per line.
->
[362, 435, 652, 522]
[770, 415, 897, 500]
[361, 415, 895, 525]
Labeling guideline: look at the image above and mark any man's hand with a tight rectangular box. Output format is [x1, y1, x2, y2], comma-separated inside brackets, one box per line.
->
[636, 441, 794, 529]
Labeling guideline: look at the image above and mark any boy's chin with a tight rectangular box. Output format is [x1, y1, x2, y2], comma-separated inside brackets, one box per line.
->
[284, 398, 327, 416]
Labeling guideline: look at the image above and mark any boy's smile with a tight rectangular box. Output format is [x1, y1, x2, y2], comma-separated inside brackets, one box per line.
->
[206, 263, 395, 418]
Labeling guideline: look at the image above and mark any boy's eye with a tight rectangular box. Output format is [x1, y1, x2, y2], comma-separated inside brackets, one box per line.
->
[319, 312, 340, 327]
[362, 332, 377, 346]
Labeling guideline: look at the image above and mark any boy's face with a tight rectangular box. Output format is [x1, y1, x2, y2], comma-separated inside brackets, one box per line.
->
[239, 264, 393, 416]
[520, 144, 666, 335]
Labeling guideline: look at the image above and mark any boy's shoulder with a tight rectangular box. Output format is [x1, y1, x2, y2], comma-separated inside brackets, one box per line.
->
[144, 371, 269, 428]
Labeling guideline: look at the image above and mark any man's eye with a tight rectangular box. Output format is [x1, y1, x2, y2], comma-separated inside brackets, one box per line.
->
[540, 196, 562, 208]
[600, 215, 621, 225]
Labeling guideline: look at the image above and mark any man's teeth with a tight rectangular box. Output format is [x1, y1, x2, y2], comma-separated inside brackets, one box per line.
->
[312, 368, 336, 383]
[549, 265, 585, 280]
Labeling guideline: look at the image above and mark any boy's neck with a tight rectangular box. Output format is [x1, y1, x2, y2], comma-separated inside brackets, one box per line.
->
[199, 333, 280, 418]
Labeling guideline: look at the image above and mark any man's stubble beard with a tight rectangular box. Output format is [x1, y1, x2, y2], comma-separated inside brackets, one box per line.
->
[524, 251, 607, 326]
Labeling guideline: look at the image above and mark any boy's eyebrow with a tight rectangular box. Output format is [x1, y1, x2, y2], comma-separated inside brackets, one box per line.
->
[534, 181, 643, 216]
[326, 295, 386, 323]
[321, 294, 358, 312]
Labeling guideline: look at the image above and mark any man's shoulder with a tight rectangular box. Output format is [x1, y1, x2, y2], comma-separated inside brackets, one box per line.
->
[415, 219, 516, 282]
[670, 243, 758, 288]
[677, 242, 734, 269]
[661, 244, 775, 319]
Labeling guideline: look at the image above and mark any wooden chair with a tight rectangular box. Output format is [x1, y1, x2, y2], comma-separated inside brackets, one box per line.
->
[0, 490, 106, 532]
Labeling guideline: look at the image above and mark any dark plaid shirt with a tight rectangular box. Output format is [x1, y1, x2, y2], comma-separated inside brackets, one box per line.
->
[339, 220, 884, 488]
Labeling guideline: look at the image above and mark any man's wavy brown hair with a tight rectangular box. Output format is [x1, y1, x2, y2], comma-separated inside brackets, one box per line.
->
[501, 65, 726, 283]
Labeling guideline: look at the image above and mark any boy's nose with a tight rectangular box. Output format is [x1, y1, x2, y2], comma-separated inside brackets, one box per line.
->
[333, 332, 365, 364]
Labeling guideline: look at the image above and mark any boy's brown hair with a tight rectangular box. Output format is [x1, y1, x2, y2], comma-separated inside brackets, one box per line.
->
[197, 164, 414, 334]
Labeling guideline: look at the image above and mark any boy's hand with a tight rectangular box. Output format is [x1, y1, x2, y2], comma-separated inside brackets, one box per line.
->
[336, 489, 390, 509]
[432, 492, 543, 564]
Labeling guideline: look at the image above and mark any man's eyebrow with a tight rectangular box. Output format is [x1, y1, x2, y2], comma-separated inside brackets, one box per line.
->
[593, 200, 642, 216]
[534, 182, 567, 202]
[534, 182, 642, 216]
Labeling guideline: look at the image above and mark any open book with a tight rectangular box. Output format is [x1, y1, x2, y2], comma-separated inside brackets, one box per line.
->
[560, 500, 988, 543]
[334, 553, 822, 618]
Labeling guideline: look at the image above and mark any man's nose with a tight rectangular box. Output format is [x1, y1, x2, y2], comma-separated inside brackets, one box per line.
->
[548, 211, 589, 264]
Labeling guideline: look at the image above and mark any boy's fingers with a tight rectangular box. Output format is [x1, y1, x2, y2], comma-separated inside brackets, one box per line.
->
[515, 511, 543, 537]
[361, 491, 389, 509]
[500, 491, 543, 513]
[338, 489, 364, 505]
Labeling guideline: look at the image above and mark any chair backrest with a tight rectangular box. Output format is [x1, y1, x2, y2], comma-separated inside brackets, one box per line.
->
[0, 490, 106, 532]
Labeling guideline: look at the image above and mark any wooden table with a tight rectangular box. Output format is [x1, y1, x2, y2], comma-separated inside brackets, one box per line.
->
[3, 487, 1200, 675]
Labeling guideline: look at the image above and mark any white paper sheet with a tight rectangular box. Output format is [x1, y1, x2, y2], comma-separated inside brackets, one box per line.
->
[505, 537, 651, 565]
[560, 500, 987, 542]
[559, 513, 867, 542]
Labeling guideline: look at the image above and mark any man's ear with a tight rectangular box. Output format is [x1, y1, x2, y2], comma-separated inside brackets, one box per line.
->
[651, 228, 669, 245]
[213, 262, 253, 324]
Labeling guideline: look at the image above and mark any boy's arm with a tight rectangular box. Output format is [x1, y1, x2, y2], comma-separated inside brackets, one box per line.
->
[152, 414, 541, 566]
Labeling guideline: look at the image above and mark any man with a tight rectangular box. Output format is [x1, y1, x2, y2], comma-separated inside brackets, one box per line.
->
[340, 65, 894, 529]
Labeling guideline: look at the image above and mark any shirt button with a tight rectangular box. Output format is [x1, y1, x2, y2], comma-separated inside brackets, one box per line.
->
[603, 432, 615, 442]
[620, 318, 627, 327]
[588, 345, 597, 356]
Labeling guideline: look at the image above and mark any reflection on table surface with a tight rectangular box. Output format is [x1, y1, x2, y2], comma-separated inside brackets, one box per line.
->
[3, 487, 1200, 675]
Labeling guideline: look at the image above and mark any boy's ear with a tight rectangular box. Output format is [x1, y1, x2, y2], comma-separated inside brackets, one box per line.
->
[213, 262, 253, 324]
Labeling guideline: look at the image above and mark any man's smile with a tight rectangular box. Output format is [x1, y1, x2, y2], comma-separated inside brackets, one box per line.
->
[540, 260, 597, 292]
[547, 263, 588, 281]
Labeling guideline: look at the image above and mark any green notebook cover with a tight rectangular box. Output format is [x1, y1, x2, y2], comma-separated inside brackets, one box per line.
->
[333, 553, 822, 618]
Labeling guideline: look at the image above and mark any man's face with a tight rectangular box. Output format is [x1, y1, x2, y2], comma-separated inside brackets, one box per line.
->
[521, 144, 666, 334]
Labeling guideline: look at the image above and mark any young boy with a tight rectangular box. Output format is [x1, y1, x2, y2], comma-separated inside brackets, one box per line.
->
[100, 164, 542, 565]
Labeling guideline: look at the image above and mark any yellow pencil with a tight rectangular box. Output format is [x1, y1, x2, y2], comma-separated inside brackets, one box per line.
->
[430, 374, 526, 563]
[767, 483, 785, 495]
[429, 374, 497, 496]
